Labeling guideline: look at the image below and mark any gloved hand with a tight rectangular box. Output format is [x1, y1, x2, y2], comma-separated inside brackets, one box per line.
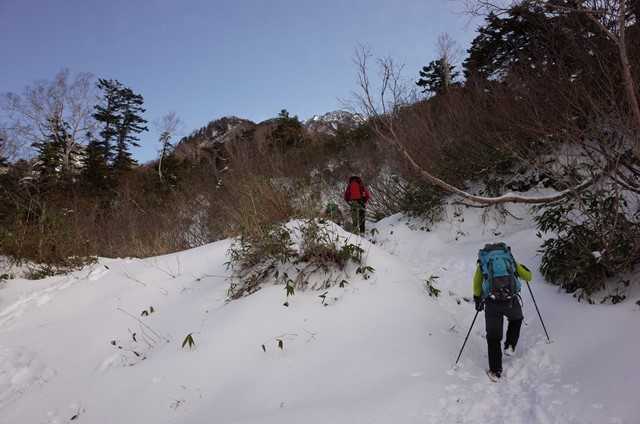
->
[474, 296, 484, 312]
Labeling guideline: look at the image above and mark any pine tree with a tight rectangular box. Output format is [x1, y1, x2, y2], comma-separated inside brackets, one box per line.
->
[31, 116, 73, 189]
[82, 133, 112, 192]
[270, 109, 304, 149]
[416, 59, 460, 95]
[462, 2, 617, 85]
[113, 84, 148, 173]
[462, 3, 578, 81]
[93, 79, 148, 175]
[93, 79, 119, 153]
[463, 7, 548, 81]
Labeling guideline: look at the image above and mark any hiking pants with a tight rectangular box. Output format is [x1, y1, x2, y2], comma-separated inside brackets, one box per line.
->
[485, 298, 523, 373]
[350, 200, 366, 234]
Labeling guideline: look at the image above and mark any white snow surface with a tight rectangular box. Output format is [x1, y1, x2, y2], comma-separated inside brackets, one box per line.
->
[0, 204, 638, 424]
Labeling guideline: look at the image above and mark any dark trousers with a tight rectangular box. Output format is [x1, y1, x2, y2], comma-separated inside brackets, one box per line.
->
[485, 298, 523, 373]
[350, 200, 366, 234]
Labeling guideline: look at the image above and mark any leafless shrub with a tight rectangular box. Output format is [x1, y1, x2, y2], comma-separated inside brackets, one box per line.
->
[216, 173, 296, 239]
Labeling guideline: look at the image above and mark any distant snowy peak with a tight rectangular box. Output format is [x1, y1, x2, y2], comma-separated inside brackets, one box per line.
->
[303, 110, 364, 135]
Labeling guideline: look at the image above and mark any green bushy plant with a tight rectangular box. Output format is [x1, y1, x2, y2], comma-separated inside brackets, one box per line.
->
[227, 223, 296, 270]
[227, 219, 369, 299]
[226, 223, 297, 298]
[535, 190, 640, 297]
[399, 183, 445, 223]
[298, 219, 364, 270]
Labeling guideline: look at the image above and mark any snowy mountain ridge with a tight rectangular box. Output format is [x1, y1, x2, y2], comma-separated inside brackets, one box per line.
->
[179, 116, 255, 147]
[177, 110, 363, 151]
[303, 110, 363, 135]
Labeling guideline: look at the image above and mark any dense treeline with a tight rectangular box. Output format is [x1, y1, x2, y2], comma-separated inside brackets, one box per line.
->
[0, 80, 376, 268]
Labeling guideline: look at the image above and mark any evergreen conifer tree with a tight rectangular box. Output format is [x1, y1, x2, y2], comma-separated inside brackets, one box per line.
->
[112, 84, 148, 173]
[82, 132, 112, 192]
[462, 4, 573, 81]
[462, 2, 616, 85]
[416, 59, 460, 95]
[93, 79, 148, 176]
[270, 109, 304, 149]
[31, 116, 73, 189]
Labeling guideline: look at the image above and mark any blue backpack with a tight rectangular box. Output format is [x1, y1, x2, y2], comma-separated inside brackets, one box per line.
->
[478, 243, 521, 301]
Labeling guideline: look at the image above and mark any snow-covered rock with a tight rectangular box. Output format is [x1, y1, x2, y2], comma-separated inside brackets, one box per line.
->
[179, 116, 256, 147]
[303, 110, 364, 136]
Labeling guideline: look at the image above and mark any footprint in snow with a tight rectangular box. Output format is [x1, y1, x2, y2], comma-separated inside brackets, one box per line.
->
[435, 338, 587, 424]
[36, 294, 52, 306]
[88, 265, 110, 281]
[0, 347, 56, 410]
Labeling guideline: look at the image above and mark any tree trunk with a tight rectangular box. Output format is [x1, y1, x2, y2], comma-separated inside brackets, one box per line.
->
[617, 6, 640, 159]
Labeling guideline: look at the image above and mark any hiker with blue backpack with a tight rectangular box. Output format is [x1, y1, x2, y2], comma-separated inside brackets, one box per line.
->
[473, 243, 533, 381]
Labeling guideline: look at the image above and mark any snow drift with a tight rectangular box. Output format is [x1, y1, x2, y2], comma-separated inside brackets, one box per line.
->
[0, 203, 638, 424]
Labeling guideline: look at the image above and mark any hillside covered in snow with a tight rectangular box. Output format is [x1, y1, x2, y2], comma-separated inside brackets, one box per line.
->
[2, 2, 640, 423]
[1, 203, 638, 424]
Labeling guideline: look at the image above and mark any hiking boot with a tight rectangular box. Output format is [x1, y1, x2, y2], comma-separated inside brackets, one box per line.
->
[487, 369, 502, 382]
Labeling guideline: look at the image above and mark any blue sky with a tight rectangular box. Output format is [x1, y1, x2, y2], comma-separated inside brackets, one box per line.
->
[1, 0, 479, 162]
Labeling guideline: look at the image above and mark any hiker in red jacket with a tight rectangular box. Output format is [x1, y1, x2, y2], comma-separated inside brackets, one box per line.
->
[344, 176, 370, 234]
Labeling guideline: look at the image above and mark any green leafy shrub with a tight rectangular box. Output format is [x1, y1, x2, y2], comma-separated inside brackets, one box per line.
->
[535, 190, 640, 297]
[226, 223, 297, 298]
[399, 182, 445, 223]
[227, 223, 296, 270]
[227, 219, 368, 299]
[298, 219, 364, 270]
[355, 265, 375, 280]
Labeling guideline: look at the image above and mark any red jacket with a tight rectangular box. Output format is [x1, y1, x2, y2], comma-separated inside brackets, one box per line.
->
[344, 179, 370, 203]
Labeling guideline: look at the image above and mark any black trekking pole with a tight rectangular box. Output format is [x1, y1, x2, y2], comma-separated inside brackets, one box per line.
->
[525, 281, 551, 343]
[455, 310, 479, 366]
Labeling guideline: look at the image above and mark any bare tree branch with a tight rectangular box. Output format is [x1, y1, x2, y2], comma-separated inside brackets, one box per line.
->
[155, 111, 182, 182]
[352, 46, 607, 205]
[1, 69, 97, 168]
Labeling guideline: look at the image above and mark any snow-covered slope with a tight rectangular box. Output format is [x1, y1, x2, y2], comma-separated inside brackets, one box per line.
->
[0, 204, 638, 423]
